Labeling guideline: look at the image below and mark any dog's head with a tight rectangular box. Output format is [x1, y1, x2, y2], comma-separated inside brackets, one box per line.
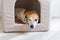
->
[24, 10, 39, 29]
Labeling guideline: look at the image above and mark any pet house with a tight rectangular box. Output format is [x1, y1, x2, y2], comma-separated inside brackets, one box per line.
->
[2, 0, 50, 32]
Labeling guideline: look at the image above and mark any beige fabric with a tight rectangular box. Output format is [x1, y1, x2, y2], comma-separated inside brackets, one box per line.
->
[15, 8, 26, 23]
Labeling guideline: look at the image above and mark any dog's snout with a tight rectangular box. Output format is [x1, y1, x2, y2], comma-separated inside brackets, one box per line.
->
[30, 25, 34, 29]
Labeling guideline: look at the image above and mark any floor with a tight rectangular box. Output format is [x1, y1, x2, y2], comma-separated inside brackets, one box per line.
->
[0, 17, 60, 40]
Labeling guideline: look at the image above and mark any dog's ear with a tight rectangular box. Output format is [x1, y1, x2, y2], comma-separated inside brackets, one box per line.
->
[25, 15, 27, 18]
[24, 15, 28, 22]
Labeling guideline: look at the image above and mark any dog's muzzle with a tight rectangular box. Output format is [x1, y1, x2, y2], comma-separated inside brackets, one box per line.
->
[30, 25, 34, 29]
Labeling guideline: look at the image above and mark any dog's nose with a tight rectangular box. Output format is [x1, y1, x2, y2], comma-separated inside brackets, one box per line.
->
[30, 25, 34, 29]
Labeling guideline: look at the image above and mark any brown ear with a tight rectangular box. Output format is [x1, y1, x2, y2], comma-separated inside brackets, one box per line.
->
[25, 15, 27, 18]
[24, 15, 27, 22]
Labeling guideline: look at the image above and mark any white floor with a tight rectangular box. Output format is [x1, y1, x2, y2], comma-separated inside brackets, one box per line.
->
[0, 17, 60, 40]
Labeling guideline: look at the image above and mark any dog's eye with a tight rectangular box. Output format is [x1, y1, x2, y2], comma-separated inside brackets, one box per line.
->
[28, 19, 31, 21]
[35, 19, 37, 21]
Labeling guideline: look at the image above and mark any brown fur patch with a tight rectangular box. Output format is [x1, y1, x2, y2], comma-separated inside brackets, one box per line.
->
[24, 10, 39, 18]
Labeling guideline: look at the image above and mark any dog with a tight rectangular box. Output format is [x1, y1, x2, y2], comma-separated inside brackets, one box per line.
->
[15, 8, 39, 29]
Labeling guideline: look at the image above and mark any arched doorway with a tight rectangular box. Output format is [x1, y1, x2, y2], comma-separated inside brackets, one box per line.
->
[15, 0, 40, 24]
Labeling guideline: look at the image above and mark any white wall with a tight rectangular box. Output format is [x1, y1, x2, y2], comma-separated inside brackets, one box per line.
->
[0, 0, 1, 16]
[0, 0, 2, 16]
[50, 0, 60, 17]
